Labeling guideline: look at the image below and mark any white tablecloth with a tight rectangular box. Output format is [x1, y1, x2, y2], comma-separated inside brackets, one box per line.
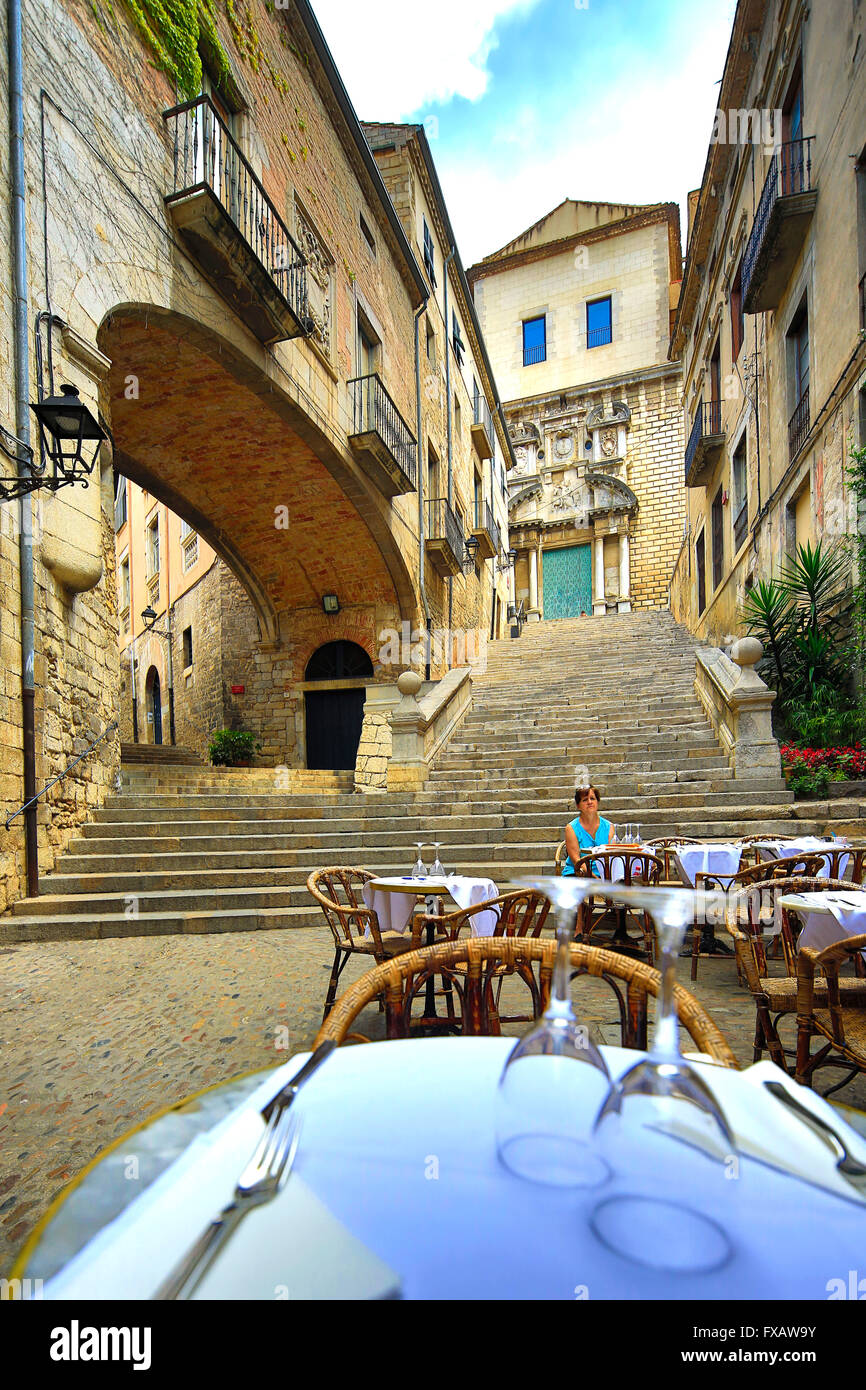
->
[362, 876, 500, 937]
[779, 890, 866, 954]
[755, 838, 850, 880]
[674, 844, 743, 887]
[40, 1040, 866, 1301]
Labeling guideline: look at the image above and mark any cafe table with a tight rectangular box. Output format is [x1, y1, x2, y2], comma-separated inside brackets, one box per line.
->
[753, 837, 850, 879]
[673, 842, 743, 888]
[778, 889, 866, 954]
[18, 1038, 866, 1301]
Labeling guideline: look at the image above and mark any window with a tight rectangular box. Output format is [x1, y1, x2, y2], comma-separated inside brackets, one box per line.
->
[114, 475, 127, 532]
[587, 297, 612, 349]
[523, 315, 546, 366]
[423, 218, 437, 288]
[182, 626, 193, 669]
[146, 515, 160, 576]
[696, 530, 707, 615]
[474, 470, 482, 528]
[426, 317, 436, 364]
[359, 212, 376, 257]
[732, 434, 748, 552]
[712, 487, 724, 592]
[427, 441, 440, 499]
[182, 532, 199, 571]
[708, 337, 722, 434]
[452, 311, 465, 367]
[119, 556, 130, 623]
[357, 311, 379, 377]
[730, 258, 744, 361]
[453, 393, 462, 437]
[787, 299, 810, 458]
[179, 517, 193, 540]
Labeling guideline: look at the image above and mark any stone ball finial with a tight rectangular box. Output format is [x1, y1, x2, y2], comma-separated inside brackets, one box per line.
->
[731, 636, 763, 668]
[397, 669, 423, 699]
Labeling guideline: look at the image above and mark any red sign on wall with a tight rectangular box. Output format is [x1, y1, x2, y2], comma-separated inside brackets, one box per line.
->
[231, 685, 245, 695]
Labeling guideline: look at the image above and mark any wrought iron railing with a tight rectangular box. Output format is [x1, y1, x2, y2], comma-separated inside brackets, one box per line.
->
[587, 324, 612, 349]
[523, 342, 546, 366]
[509, 598, 526, 636]
[427, 496, 463, 562]
[788, 386, 810, 461]
[347, 373, 417, 487]
[474, 497, 500, 555]
[472, 392, 494, 444]
[5, 722, 119, 830]
[164, 96, 308, 327]
[684, 400, 723, 479]
[743, 137, 815, 304]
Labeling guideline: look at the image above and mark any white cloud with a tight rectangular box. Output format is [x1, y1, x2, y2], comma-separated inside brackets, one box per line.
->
[310, 0, 541, 117]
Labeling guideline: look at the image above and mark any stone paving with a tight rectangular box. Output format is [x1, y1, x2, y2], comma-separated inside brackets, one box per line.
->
[1, 926, 865, 1275]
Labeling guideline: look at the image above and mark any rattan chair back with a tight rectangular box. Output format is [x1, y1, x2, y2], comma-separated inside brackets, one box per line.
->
[796, 934, 866, 1088]
[307, 866, 381, 949]
[313, 936, 738, 1066]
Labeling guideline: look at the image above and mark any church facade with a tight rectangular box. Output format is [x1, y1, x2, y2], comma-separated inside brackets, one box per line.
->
[468, 200, 686, 620]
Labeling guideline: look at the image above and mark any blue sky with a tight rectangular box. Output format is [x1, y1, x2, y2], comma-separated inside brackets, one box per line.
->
[312, 0, 737, 266]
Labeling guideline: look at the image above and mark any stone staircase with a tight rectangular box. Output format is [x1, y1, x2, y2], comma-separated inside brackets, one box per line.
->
[3, 612, 863, 943]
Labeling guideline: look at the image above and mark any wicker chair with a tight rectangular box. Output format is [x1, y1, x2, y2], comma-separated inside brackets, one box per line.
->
[724, 877, 866, 1071]
[412, 889, 552, 1025]
[571, 849, 664, 963]
[796, 934, 866, 1094]
[313, 935, 739, 1066]
[307, 866, 418, 1023]
[691, 852, 838, 980]
[554, 839, 569, 875]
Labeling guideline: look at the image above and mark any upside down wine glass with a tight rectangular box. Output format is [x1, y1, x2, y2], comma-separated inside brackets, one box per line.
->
[495, 876, 613, 1187]
[410, 844, 428, 879]
[590, 882, 736, 1273]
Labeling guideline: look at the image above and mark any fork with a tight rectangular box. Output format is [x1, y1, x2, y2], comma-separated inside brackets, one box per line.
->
[764, 1081, 866, 1182]
[153, 1042, 335, 1300]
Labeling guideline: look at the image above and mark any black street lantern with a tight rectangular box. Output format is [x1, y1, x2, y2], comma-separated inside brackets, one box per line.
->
[141, 605, 158, 628]
[463, 534, 480, 574]
[30, 384, 107, 489]
[508, 548, 517, 568]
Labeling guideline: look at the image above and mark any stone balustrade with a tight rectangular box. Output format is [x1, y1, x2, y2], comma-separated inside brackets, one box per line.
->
[353, 668, 473, 793]
[693, 636, 782, 779]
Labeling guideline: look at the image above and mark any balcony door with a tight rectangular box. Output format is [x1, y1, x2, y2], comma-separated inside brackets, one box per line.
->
[197, 73, 236, 212]
[709, 340, 722, 435]
[782, 68, 804, 195]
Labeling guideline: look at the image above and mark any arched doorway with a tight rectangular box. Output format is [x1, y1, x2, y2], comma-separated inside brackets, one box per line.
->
[145, 667, 163, 745]
[304, 642, 374, 771]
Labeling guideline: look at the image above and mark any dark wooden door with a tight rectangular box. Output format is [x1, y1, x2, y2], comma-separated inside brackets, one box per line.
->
[304, 688, 366, 770]
[151, 673, 162, 745]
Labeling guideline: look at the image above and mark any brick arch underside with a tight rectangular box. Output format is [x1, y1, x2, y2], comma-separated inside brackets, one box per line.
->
[99, 313, 412, 644]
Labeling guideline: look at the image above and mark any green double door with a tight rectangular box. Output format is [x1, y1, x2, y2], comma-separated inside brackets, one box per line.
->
[542, 544, 592, 620]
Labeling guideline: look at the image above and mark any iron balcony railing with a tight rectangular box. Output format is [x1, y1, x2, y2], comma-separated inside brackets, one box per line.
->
[475, 497, 501, 556]
[472, 392, 494, 443]
[743, 137, 815, 305]
[347, 373, 417, 488]
[427, 496, 464, 563]
[164, 95, 308, 327]
[788, 386, 810, 461]
[523, 342, 546, 366]
[587, 324, 612, 349]
[684, 400, 723, 480]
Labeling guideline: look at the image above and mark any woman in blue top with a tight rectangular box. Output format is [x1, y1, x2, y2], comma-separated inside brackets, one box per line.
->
[562, 785, 611, 876]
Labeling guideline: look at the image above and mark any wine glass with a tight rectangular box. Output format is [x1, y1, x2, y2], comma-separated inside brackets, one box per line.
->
[495, 876, 614, 1188]
[589, 882, 736, 1272]
[430, 843, 446, 877]
[410, 843, 428, 879]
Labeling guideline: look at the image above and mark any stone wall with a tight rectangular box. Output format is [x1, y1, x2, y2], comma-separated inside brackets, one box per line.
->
[626, 370, 686, 610]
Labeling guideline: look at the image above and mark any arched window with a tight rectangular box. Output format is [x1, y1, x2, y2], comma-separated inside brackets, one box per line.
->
[304, 641, 373, 681]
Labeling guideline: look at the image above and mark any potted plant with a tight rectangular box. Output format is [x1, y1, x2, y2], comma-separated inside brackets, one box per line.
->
[208, 729, 261, 767]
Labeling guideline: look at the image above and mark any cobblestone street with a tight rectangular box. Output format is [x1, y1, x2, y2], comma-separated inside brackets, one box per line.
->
[3, 926, 865, 1275]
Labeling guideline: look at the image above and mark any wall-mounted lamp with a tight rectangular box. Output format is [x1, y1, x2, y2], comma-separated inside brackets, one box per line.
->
[322, 593, 340, 614]
[462, 534, 480, 575]
[30, 384, 106, 491]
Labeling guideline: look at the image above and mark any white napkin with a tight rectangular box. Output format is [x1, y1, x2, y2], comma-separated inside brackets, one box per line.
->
[444, 876, 500, 935]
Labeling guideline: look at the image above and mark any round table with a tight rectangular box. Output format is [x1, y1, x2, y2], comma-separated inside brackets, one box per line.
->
[20, 1039, 866, 1301]
[367, 877, 458, 1024]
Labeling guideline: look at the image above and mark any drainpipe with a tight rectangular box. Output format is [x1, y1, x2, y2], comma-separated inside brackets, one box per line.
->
[9, 0, 38, 897]
[413, 302, 432, 679]
[443, 247, 456, 654]
[130, 646, 138, 742]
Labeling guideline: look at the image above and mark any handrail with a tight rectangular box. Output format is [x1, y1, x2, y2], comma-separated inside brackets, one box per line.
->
[347, 372, 417, 485]
[743, 136, 814, 304]
[5, 721, 118, 829]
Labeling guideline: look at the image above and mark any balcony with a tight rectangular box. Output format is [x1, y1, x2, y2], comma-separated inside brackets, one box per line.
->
[587, 324, 612, 349]
[523, 343, 546, 366]
[425, 497, 464, 578]
[743, 138, 817, 314]
[347, 374, 417, 497]
[788, 386, 810, 462]
[163, 97, 311, 346]
[471, 394, 494, 460]
[471, 498, 500, 560]
[684, 400, 725, 488]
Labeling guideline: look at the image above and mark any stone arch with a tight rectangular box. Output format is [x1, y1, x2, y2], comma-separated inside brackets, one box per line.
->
[97, 305, 419, 646]
[304, 641, 375, 681]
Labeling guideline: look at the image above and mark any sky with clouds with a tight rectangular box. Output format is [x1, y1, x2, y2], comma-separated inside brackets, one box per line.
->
[311, 0, 738, 268]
